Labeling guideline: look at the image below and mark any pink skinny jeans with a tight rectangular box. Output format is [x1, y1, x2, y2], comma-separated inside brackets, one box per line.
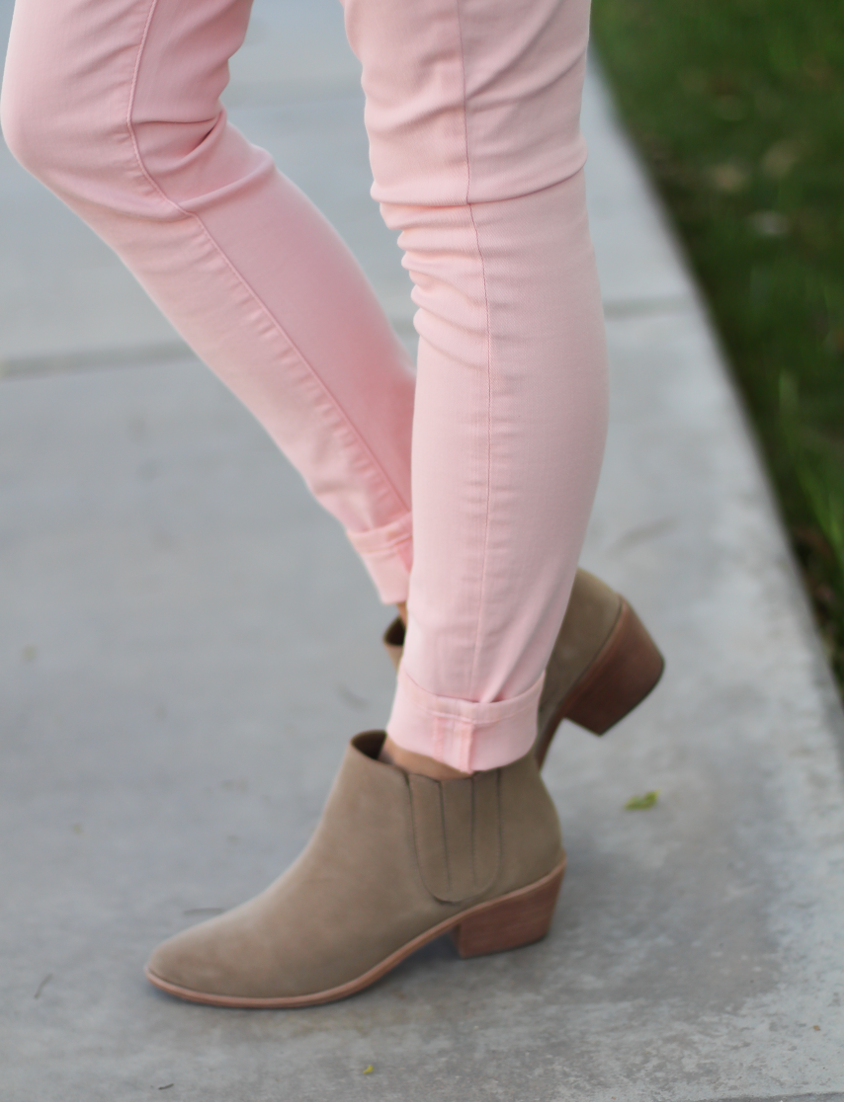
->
[1, 0, 608, 772]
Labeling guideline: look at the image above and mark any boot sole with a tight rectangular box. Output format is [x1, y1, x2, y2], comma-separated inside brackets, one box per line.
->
[144, 854, 567, 1009]
[535, 599, 664, 768]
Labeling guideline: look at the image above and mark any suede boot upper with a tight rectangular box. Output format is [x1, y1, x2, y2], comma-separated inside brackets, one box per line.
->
[147, 732, 563, 1003]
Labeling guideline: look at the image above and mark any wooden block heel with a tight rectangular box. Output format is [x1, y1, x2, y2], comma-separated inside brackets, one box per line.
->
[535, 599, 664, 766]
[563, 599, 664, 736]
[449, 857, 566, 959]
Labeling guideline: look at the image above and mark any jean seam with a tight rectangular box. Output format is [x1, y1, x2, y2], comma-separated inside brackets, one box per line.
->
[348, 511, 414, 546]
[453, 0, 493, 700]
[124, 0, 412, 519]
[357, 531, 413, 547]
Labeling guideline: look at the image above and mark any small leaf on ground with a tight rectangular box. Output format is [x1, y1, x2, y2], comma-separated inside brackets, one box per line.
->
[625, 791, 659, 810]
[362, 1065, 374, 1075]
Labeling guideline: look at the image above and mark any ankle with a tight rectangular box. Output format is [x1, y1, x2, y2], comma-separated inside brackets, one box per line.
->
[379, 735, 470, 781]
[396, 601, 408, 626]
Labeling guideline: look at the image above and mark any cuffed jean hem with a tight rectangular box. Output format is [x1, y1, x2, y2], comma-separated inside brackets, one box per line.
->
[346, 512, 413, 604]
[386, 665, 545, 773]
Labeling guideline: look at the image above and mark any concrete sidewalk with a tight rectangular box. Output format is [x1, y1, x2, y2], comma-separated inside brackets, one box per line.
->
[2, 1, 843, 1098]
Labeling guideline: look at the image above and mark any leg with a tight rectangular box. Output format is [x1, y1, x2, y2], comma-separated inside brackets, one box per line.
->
[3, 0, 659, 1010]
[346, 0, 609, 771]
[0, 0, 415, 603]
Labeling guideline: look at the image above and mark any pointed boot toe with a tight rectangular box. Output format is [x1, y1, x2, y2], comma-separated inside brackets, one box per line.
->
[146, 926, 218, 1001]
[145, 731, 566, 1008]
[146, 896, 280, 1003]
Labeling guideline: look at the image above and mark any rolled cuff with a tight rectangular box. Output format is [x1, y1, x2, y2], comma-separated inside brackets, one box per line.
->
[387, 664, 545, 773]
[346, 512, 413, 605]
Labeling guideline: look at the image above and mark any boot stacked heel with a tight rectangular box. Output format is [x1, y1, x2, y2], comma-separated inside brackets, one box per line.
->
[535, 598, 664, 767]
[449, 857, 566, 959]
[563, 600, 664, 735]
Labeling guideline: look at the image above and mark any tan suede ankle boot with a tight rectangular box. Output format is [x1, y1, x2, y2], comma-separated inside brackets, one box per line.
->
[384, 569, 664, 767]
[145, 732, 566, 1008]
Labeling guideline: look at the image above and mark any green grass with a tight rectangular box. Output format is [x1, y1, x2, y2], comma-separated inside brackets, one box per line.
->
[591, 0, 844, 688]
